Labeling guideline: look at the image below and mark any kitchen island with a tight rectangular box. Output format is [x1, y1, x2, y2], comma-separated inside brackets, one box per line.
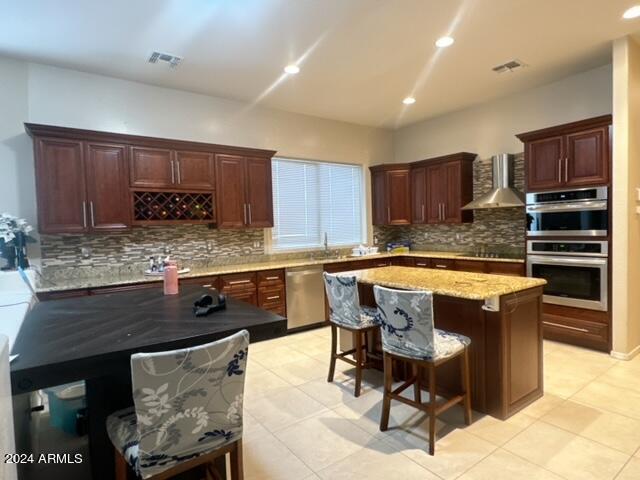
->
[349, 266, 546, 420]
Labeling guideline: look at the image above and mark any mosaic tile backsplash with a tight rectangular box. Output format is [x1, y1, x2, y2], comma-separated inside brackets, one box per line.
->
[40, 225, 265, 272]
[374, 154, 526, 256]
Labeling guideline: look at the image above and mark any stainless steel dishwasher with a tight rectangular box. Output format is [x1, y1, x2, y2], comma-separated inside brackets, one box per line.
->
[285, 265, 326, 330]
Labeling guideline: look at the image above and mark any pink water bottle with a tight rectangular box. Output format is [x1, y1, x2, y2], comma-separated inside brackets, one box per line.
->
[164, 260, 179, 295]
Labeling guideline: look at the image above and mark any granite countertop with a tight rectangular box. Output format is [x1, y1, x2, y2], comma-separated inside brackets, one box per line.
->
[35, 251, 525, 293]
[350, 266, 545, 300]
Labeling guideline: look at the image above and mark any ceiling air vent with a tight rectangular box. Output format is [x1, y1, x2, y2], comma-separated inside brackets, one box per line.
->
[492, 59, 527, 74]
[148, 51, 183, 69]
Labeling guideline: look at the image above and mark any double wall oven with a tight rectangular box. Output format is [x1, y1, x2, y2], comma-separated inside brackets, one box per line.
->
[527, 240, 608, 311]
[526, 187, 609, 313]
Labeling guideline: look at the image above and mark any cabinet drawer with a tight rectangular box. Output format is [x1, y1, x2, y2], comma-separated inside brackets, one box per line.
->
[542, 314, 608, 351]
[180, 276, 219, 290]
[225, 289, 258, 306]
[257, 269, 285, 286]
[221, 272, 257, 289]
[431, 259, 455, 270]
[486, 262, 525, 277]
[368, 259, 392, 268]
[90, 283, 158, 295]
[455, 259, 487, 273]
[258, 285, 285, 306]
[413, 258, 432, 268]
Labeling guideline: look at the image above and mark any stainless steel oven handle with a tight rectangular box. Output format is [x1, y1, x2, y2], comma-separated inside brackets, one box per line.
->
[527, 255, 607, 266]
[526, 200, 607, 213]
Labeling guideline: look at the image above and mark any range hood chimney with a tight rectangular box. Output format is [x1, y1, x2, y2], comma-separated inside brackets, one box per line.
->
[461, 154, 524, 210]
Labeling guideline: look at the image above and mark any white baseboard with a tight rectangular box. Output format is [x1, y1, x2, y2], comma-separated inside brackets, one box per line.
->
[611, 343, 640, 360]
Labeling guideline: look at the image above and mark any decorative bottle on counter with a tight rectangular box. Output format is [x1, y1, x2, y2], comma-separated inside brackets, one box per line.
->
[163, 260, 179, 295]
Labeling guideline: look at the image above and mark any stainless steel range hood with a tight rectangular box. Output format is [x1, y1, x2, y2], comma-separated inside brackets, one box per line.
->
[462, 154, 525, 210]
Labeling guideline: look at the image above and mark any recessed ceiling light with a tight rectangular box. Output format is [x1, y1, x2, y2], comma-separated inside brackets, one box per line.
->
[435, 36, 455, 48]
[623, 5, 640, 18]
[284, 64, 300, 74]
[402, 97, 416, 105]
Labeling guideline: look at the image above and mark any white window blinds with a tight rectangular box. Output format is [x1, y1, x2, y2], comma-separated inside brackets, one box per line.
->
[272, 158, 364, 250]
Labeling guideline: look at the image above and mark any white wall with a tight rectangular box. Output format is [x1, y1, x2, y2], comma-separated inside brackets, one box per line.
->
[393, 64, 613, 162]
[611, 36, 640, 359]
[0, 58, 35, 225]
[0, 59, 394, 252]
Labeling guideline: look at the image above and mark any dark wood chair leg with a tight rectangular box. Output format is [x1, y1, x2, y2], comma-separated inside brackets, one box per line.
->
[380, 353, 393, 431]
[428, 362, 437, 456]
[413, 363, 422, 404]
[354, 331, 364, 397]
[114, 449, 127, 480]
[461, 347, 472, 425]
[229, 440, 244, 480]
[327, 324, 338, 383]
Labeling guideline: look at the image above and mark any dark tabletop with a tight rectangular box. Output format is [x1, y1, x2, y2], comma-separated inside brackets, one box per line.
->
[10, 286, 287, 393]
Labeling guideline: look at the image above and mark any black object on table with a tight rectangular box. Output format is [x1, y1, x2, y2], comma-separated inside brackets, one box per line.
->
[11, 285, 287, 480]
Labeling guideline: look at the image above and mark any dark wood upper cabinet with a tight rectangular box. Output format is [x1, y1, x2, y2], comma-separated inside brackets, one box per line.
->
[371, 169, 387, 225]
[84, 143, 131, 231]
[369, 165, 411, 225]
[130, 147, 174, 188]
[565, 127, 609, 187]
[245, 157, 274, 228]
[517, 115, 611, 192]
[425, 163, 443, 224]
[35, 138, 88, 234]
[215, 154, 247, 229]
[525, 136, 564, 191]
[373, 153, 473, 226]
[410, 166, 427, 224]
[420, 153, 474, 225]
[26, 123, 277, 231]
[174, 150, 215, 189]
[215, 154, 274, 229]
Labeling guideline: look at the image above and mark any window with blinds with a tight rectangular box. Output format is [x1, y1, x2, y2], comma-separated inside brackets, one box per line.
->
[271, 158, 364, 250]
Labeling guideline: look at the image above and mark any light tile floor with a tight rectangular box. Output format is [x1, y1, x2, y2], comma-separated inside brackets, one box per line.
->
[243, 326, 640, 480]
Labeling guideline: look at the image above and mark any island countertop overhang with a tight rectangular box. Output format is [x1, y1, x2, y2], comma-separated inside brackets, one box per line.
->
[343, 266, 546, 301]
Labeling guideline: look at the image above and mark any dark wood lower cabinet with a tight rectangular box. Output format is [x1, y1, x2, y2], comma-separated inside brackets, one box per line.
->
[542, 303, 609, 352]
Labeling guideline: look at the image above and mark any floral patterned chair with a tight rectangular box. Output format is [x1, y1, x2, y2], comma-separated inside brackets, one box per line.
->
[106, 329, 249, 480]
[323, 272, 380, 397]
[373, 286, 472, 455]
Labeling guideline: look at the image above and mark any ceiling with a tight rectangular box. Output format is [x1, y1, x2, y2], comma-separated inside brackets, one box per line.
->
[1, 0, 638, 128]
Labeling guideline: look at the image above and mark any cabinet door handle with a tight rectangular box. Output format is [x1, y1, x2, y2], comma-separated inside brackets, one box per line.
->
[176, 159, 181, 184]
[170, 160, 176, 184]
[265, 276, 280, 280]
[557, 158, 562, 183]
[387, 206, 391, 223]
[202, 284, 213, 288]
[421, 204, 425, 221]
[248, 204, 252, 224]
[82, 202, 87, 228]
[229, 279, 251, 285]
[243, 204, 248, 224]
[564, 157, 568, 182]
[266, 295, 280, 300]
[416, 262, 428, 266]
[442, 204, 446, 220]
[543, 321, 588, 333]
[435, 264, 448, 268]
[89, 201, 95, 227]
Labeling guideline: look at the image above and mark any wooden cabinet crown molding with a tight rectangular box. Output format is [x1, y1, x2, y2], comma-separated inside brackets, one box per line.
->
[515, 115, 612, 143]
[24, 123, 277, 159]
[411, 151, 477, 168]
